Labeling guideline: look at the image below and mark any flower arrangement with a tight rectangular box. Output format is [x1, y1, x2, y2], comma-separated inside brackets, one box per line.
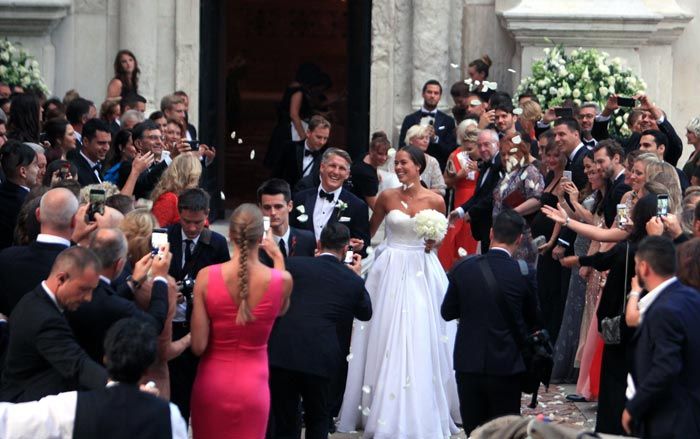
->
[414, 209, 448, 250]
[515, 45, 646, 136]
[0, 39, 49, 95]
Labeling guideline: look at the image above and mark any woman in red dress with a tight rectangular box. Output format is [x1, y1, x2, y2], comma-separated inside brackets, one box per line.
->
[190, 204, 292, 438]
[438, 121, 480, 270]
[150, 154, 201, 227]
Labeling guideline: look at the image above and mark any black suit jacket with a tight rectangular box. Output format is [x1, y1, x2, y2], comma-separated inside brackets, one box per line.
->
[602, 172, 631, 228]
[459, 154, 503, 241]
[623, 118, 683, 167]
[259, 226, 316, 268]
[116, 160, 168, 199]
[167, 225, 230, 283]
[66, 278, 169, 363]
[0, 240, 68, 315]
[559, 145, 589, 248]
[0, 181, 29, 249]
[268, 255, 371, 378]
[398, 110, 457, 171]
[0, 286, 108, 402]
[70, 153, 102, 187]
[627, 280, 700, 438]
[442, 250, 539, 376]
[290, 187, 370, 256]
[273, 140, 329, 191]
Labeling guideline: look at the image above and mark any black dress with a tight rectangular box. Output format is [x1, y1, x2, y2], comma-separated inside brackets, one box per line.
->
[348, 160, 378, 203]
[264, 85, 313, 169]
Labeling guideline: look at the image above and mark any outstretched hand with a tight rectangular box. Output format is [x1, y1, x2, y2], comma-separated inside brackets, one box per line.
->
[540, 203, 568, 225]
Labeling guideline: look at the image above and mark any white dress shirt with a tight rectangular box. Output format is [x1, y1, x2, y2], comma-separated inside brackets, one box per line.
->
[36, 234, 71, 247]
[173, 230, 200, 323]
[301, 140, 316, 177]
[80, 151, 102, 183]
[312, 186, 343, 240]
[41, 281, 63, 313]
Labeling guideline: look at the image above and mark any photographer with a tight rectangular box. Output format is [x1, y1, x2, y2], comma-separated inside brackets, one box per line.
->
[166, 188, 229, 424]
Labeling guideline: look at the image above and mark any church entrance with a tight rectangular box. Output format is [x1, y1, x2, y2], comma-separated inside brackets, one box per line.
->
[199, 0, 371, 211]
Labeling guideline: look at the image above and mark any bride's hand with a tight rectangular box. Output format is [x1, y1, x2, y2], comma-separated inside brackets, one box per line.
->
[424, 239, 436, 253]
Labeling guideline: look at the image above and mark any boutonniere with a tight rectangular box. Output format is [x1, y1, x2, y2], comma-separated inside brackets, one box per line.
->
[335, 200, 348, 215]
[290, 235, 298, 256]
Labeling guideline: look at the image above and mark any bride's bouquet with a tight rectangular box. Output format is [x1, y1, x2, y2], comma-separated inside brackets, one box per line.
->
[414, 209, 448, 253]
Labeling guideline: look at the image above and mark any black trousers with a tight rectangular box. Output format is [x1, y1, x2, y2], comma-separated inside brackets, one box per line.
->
[270, 367, 330, 439]
[169, 322, 199, 425]
[456, 372, 521, 435]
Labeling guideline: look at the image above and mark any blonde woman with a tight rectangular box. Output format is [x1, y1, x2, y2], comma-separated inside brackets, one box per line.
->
[399, 124, 447, 195]
[151, 154, 202, 227]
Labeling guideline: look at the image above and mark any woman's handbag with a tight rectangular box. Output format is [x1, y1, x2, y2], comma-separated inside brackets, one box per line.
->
[599, 242, 630, 345]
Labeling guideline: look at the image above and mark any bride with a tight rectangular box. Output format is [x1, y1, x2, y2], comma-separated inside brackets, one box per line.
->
[338, 146, 461, 438]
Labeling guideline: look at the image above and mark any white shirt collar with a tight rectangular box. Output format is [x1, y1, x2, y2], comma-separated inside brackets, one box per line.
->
[99, 275, 112, 286]
[569, 143, 585, 162]
[41, 281, 63, 312]
[80, 150, 98, 168]
[420, 106, 437, 114]
[319, 252, 339, 260]
[273, 226, 291, 245]
[638, 276, 677, 323]
[491, 246, 512, 257]
[36, 234, 71, 247]
[180, 229, 200, 245]
[317, 185, 342, 202]
[74, 131, 82, 143]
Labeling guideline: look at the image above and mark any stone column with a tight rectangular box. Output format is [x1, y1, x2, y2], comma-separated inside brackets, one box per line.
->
[174, 0, 200, 124]
[119, 0, 158, 105]
[411, 0, 451, 109]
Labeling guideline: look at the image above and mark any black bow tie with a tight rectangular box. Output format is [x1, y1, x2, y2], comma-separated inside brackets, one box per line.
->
[92, 163, 102, 172]
[420, 111, 436, 118]
[319, 190, 335, 202]
[304, 148, 321, 157]
[583, 138, 596, 148]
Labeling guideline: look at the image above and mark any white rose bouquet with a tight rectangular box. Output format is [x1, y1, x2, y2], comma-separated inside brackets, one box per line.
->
[0, 39, 49, 95]
[414, 209, 448, 253]
[516, 44, 646, 137]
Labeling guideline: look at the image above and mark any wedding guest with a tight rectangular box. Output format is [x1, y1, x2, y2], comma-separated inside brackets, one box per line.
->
[7, 93, 41, 143]
[593, 140, 630, 227]
[0, 118, 7, 150]
[25, 142, 47, 188]
[148, 111, 168, 134]
[449, 81, 470, 124]
[638, 129, 689, 191]
[160, 95, 188, 139]
[120, 109, 144, 130]
[273, 115, 331, 191]
[0, 141, 38, 249]
[576, 102, 610, 149]
[117, 121, 168, 198]
[190, 204, 292, 439]
[268, 223, 371, 439]
[100, 99, 121, 134]
[173, 90, 197, 141]
[151, 154, 202, 227]
[105, 194, 134, 215]
[66, 98, 94, 148]
[493, 101, 518, 139]
[468, 55, 494, 101]
[682, 116, 700, 179]
[290, 148, 370, 256]
[348, 131, 390, 209]
[256, 178, 316, 267]
[0, 247, 108, 402]
[70, 119, 111, 186]
[103, 129, 134, 184]
[402, 125, 447, 196]
[107, 50, 140, 99]
[43, 118, 77, 163]
[398, 79, 457, 171]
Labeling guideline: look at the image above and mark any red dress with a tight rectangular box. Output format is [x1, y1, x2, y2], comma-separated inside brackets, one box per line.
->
[438, 151, 479, 270]
[152, 192, 180, 227]
[191, 265, 284, 439]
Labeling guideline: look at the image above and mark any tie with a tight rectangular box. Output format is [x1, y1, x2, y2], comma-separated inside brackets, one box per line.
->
[304, 148, 320, 157]
[583, 138, 596, 149]
[319, 190, 334, 202]
[420, 111, 436, 117]
[278, 238, 287, 258]
[92, 163, 102, 173]
[183, 239, 193, 268]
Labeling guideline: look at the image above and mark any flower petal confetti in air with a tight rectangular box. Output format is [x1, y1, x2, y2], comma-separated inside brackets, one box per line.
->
[513, 108, 523, 115]
[358, 405, 362, 411]
[346, 353, 354, 362]
[230, 131, 236, 139]
[512, 135, 522, 144]
[220, 191, 226, 201]
[359, 324, 366, 330]
[450, 63, 459, 69]
[362, 385, 371, 394]
[366, 246, 374, 255]
[403, 376, 411, 389]
[296, 205, 305, 213]
[508, 68, 517, 73]
[520, 172, 528, 181]
[362, 407, 371, 416]
[339, 216, 351, 223]
[527, 180, 536, 189]
[387, 147, 397, 157]
[470, 99, 482, 106]
[488, 82, 498, 90]
[249, 149, 255, 160]
[297, 214, 308, 223]
[457, 247, 468, 257]
[378, 419, 386, 426]
[237, 138, 243, 144]
[509, 147, 519, 154]
[474, 80, 481, 86]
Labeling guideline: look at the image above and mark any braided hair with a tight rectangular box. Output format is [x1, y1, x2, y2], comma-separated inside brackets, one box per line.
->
[229, 203, 264, 325]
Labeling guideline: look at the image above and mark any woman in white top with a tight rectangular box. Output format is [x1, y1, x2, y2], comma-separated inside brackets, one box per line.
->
[392, 125, 447, 196]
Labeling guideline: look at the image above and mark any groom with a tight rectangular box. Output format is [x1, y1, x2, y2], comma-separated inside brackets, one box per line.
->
[290, 148, 370, 257]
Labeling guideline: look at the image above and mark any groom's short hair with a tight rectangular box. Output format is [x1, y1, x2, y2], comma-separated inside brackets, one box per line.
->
[492, 210, 525, 245]
[320, 223, 350, 252]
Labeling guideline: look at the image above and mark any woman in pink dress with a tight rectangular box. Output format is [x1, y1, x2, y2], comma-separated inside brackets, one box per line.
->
[190, 204, 292, 438]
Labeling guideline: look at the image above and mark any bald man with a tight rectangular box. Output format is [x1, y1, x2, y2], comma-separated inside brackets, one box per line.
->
[0, 188, 79, 315]
[72, 204, 124, 247]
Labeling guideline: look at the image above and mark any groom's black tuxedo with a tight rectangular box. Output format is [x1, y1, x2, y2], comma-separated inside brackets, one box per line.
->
[398, 109, 457, 171]
[290, 187, 370, 257]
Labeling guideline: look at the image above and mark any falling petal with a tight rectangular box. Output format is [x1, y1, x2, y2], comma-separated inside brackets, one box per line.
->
[220, 191, 226, 200]
[249, 149, 255, 160]
[470, 99, 482, 106]
[358, 405, 363, 411]
[450, 63, 459, 69]
[296, 205, 305, 213]
[378, 419, 386, 426]
[362, 407, 371, 416]
[527, 180, 536, 189]
[489, 82, 498, 90]
[366, 246, 374, 255]
[387, 147, 396, 157]
[346, 353, 354, 362]
[512, 135, 522, 144]
[508, 68, 517, 73]
[509, 147, 519, 153]
[513, 108, 523, 115]
[362, 385, 371, 394]
[359, 324, 366, 330]
[520, 172, 528, 181]
[457, 247, 467, 257]
[230, 131, 236, 139]
[297, 214, 309, 223]
[464, 78, 472, 84]
[237, 138, 243, 144]
[474, 80, 481, 86]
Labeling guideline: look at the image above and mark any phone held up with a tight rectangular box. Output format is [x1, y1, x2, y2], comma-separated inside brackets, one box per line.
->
[656, 194, 669, 217]
[85, 189, 106, 223]
[151, 228, 168, 255]
[616, 96, 636, 107]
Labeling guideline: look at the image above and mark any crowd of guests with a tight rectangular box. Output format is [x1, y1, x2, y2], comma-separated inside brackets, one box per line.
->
[0, 45, 698, 439]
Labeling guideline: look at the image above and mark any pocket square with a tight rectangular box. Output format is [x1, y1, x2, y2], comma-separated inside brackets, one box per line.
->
[339, 216, 351, 223]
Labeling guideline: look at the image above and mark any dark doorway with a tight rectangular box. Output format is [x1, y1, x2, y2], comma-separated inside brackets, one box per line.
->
[199, 0, 371, 210]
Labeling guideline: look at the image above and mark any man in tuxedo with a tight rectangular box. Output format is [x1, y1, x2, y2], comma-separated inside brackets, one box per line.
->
[593, 140, 631, 228]
[121, 92, 147, 116]
[0, 188, 78, 315]
[399, 79, 457, 171]
[290, 148, 370, 256]
[66, 97, 93, 149]
[257, 178, 316, 267]
[0, 247, 108, 402]
[67, 228, 170, 363]
[0, 140, 39, 249]
[116, 120, 169, 199]
[638, 129, 690, 191]
[0, 318, 187, 438]
[167, 188, 229, 423]
[449, 129, 502, 251]
[70, 118, 111, 186]
[441, 210, 539, 435]
[274, 115, 331, 190]
[622, 236, 700, 438]
[174, 90, 198, 141]
[268, 223, 372, 439]
[577, 102, 610, 149]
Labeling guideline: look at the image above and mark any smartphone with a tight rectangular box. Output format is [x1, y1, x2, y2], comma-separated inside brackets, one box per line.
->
[563, 170, 572, 181]
[85, 189, 106, 223]
[151, 228, 168, 254]
[656, 194, 669, 217]
[263, 216, 271, 234]
[617, 204, 629, 227]
[616, 96, 636, 107]
[554, 107, 574, 118]
[532, 235, 547, 248]
[186, 140, 200, 151]
[344, 245, 354, 264]
[59, 162, 71, 179]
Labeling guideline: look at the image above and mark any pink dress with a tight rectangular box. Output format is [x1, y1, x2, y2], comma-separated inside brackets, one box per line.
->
[191, 265, 284, 438]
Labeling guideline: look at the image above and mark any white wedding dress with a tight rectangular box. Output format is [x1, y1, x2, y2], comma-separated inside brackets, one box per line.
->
[338, 209, 461, 438]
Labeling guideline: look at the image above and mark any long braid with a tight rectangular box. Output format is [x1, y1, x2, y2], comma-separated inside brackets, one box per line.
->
[235, 224, 253, 325]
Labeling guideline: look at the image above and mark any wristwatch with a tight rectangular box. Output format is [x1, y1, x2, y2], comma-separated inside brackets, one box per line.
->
[564, 216, 570, 227]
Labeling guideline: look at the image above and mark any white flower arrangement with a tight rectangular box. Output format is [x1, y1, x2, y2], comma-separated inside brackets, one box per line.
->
[413, 209, 448, 243]
[516, 45, 646, 137]
[0, 39, 48, 95]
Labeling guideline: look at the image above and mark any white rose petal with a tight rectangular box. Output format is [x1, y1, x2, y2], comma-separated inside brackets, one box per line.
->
[237, 138, 243, 144]
[297, 214, 309, 223]
[249, 149, 255, 160]
[457, 247, 468, 257]
[512, 135, 522, 145]
[362, 385, 371, 394]
[474, 80, 480, 86]
[220, 191, 226, 200]
[520, 172, 528, 181]
[508, 68, 517, 73]
[366, 246, 374, 255]
[346, 353, 354, 362]
[488, 82, 498, 90]
[450, 63, 459, 69]
[230, 131, 236, 139]
[469, 99, 481, 106]
[513, 108, 523, 116]
[416, 271, 424, 277]
[387, 148, 396, 157]
[400, 201, 408, 209]
[509, 147, 519, 154]
[296, 205, 305, 213]
[440, 335, 449, 343]
[527, 180, 536, 189]
[339, 216, 351, 223]
[362, 407, 371, 416]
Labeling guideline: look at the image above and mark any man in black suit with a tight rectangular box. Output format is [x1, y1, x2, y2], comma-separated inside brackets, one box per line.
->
[290, 148, 370, 256]
[166, 188, 230, 423]
[0, 141, 39, 250]
[273, 115, 331, 190]
[593, 140, 631, 228]
[0, 187, 78, 315]
[67, 228, 170, 363]
[113, 120, 168, 199]
[0, 318, 188, 438]
[70, 118, 111, 186]
[0, 247, 108, 402]
[268, 223, 372, 439]
[398, 79, 457, 171]
[449, 129, 502, 251]
[257, 178, 316, 267]
[66, 97, 93, 150]
[577, 102, 610, 148]
[622, 237, 700, 438]
[638, 129, 690, 192]
[441, 210, 539, 435]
